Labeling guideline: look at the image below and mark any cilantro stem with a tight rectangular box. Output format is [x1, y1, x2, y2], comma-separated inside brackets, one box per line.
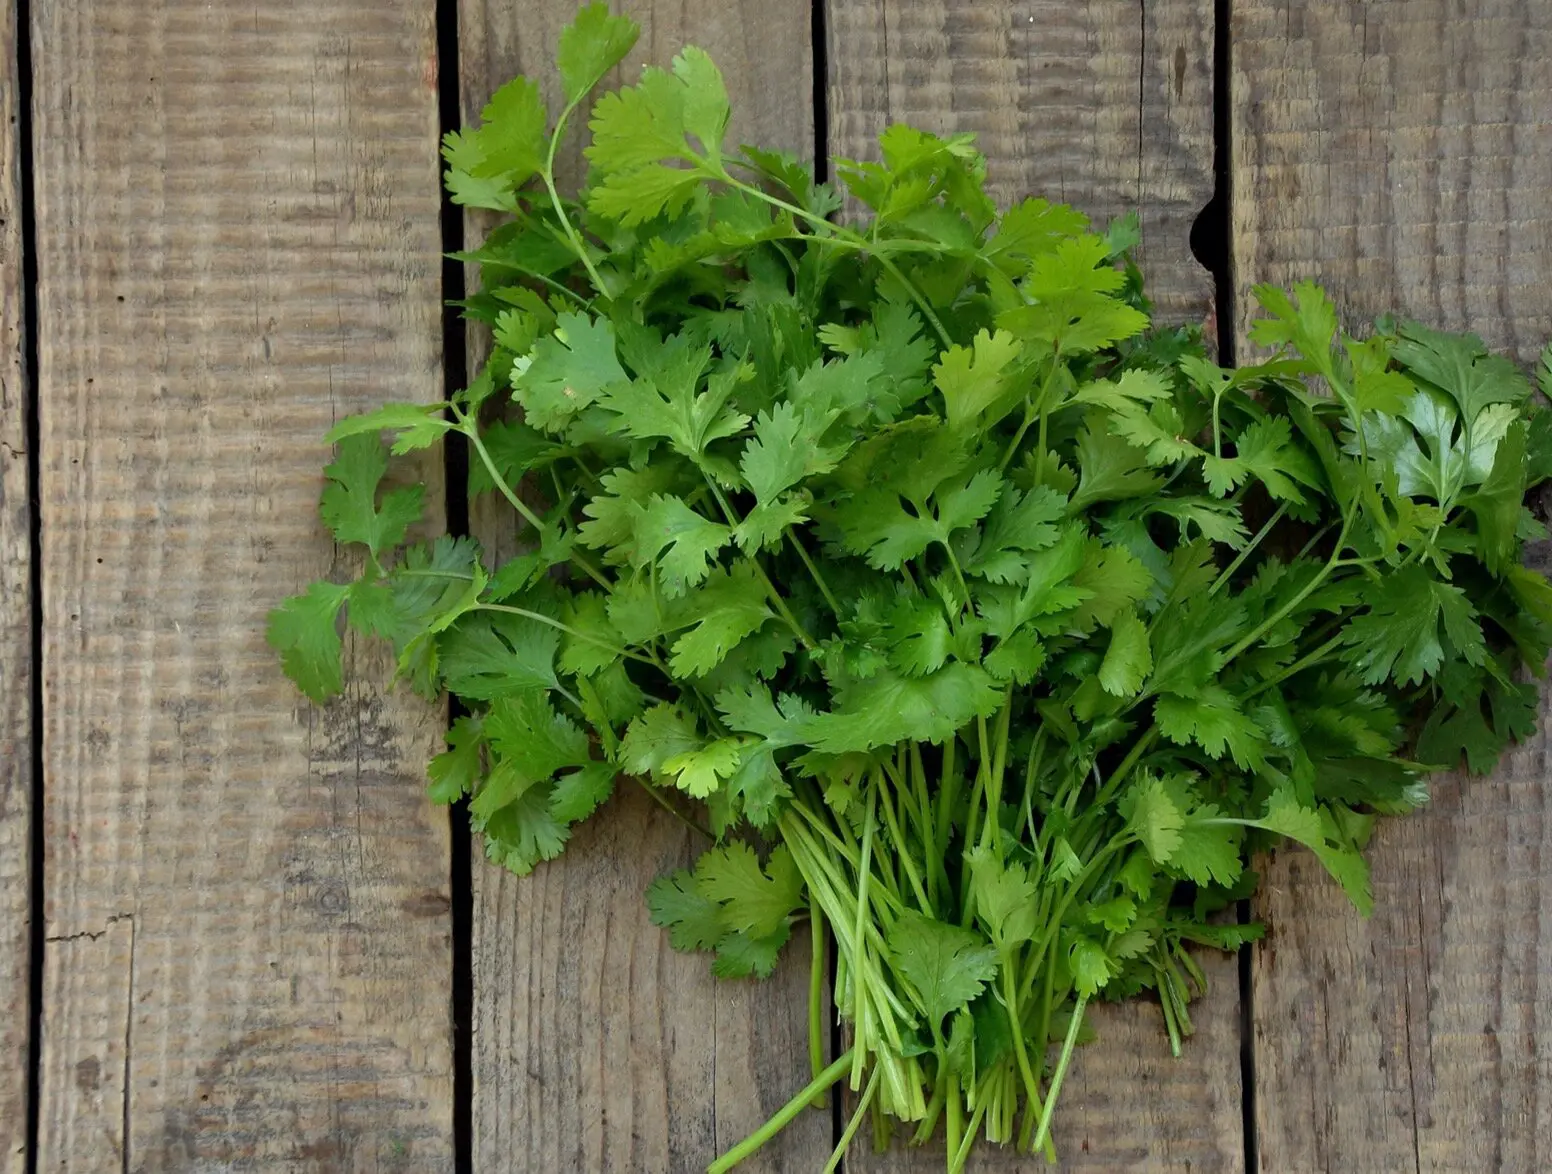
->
[716, 171, 953, 349]
[632, 775, 713, 840]
[808, 904, 829, 1103]
[1000, 357, 1062, 475]
[948, 1095, 989, 1174]
[851, 779, 880, 1085]
[455, 412, 614, 590]
[1218, 519, 1353, 666]
[1247, 631, 1347, 696]
[1208, 501, 1289, 596]
[541, 100, 611, 296]
[520, 260, 597, 310]
[472, 602, 656, 667]
[785, 529, 843, 616]
[875, 776, 931, 911]
[1001, 961, 1054, 1161]
[703, 475, 820, 650]
[1030, 993, 1089, 1154]
[822, 1063, 881, 1174]
[707, 1049, 856, 1174]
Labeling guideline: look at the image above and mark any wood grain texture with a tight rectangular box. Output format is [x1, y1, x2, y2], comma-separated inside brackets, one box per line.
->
[826, 0, 1218, 327]
[31, 2, 454, 1168]
[0, 0, 31, 1168]
[456, 3, 830, 1170]
[1233, 3, 1552, 1169]
[1232, 0, 1552, 363]
[828, 1, 1242, 1167]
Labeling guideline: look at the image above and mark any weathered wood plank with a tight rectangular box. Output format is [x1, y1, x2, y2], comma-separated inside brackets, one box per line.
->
[0, 0, 31, 1168]
[1232, 0, 1552, 364]
[827, 1, 1243, 1167]
[1233, 2, 1552, 1168]
[827, 0, 1218, 327]
[456, 3, 830, 1170]
[32, 2, 454, 1167]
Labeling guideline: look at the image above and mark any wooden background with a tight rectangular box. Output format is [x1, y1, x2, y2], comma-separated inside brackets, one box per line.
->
[2, 0, 1548, 1170]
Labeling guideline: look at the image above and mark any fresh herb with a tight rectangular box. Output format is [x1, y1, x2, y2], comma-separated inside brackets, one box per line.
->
[270, 7, 1552, 1170]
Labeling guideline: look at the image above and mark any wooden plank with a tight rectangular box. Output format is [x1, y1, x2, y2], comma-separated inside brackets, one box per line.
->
[455, 3, 831, 1171]
[827, 1, 1243, 1168]
[31, 2, 454, 1167]
[1233, 3, 1552, 1167]
[1231, 0, 1552, 364]
[827, 0, 1219, 327]
[0, 0, 31, 1168]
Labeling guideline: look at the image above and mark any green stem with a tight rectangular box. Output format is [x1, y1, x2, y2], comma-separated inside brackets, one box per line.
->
[1030, 994, 1089, 1154]
[786, 529, 844, 616]
[1208, 501, 1289, 596]
[707, 1050, 855, 1174]
[808, 905, 829, 1105]
[822, 1063, 881, 1174]
[455, 412, 613, 590]
[1218, 522, 1352, 665]
[719, 172, 952, 348]
[541, 97, 610, 295]
[1246, 631, 1347, 697]
[948, 1097, 989, 1174]
[851, 779, 880, 1085]
[632, 777, 712, 839]
[704, 475, 819, 651]
[1001, 962, 1050, 1151]
[473, 603, 653, 666]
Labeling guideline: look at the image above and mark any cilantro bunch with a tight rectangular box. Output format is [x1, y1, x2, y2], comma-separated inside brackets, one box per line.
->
[268, 6, 1552, 1170]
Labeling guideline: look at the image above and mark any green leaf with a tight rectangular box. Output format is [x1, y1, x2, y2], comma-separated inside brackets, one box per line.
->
[319, 434, 424, 557]
[1202, 416, 1319, 504]
[267, 580, 350, 703]
[999, 235, 1149, 354]
[668, 563, 772, 677]
[934, 329, 1022, 432]
[1155, 687, 1266, 768]
[711, 927, 790, 979]
[1344, 565, 1485, 687]
[620, 704, 703, 775]
[586, 49, 731, 224]
[1252, 788, 1372, 915]
[1122, 774, 1183, 864]
[661, 737, 746, 798]
[428, 715, 485, 804]
[325, 403, 453, 454]
[476, 785, 570, 876]
[962, 484, 1065, 582]
[966, 847, 1037, 948]
[1069, 419, 1163, 512]
[1067, 936, 1114, 999]
[1248, 281, 1338, 376]
[548, 761, 617, 823]
[438, 610, 561, 700]
[807, 663, 1003, 753]
[631, 495, 731, 596]
[647, 869, 725, 951]
[695, 842, 804, 938]
[513, 312, 630, 432]
[556, 2, 639, 102]
[888, 912, 999, 1029]
[1098, 608, 1151, 696]
[485, 690, 590, 781]
[1392, 320, 1531, 422]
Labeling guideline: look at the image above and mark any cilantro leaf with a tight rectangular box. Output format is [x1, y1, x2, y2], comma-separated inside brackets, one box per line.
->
[267, 581, 350, 703]
[318, 434, 424, 557]
[513, 312, 630, 432]
[556, 3, 639, 102]
[888, 912, 999, 1030]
